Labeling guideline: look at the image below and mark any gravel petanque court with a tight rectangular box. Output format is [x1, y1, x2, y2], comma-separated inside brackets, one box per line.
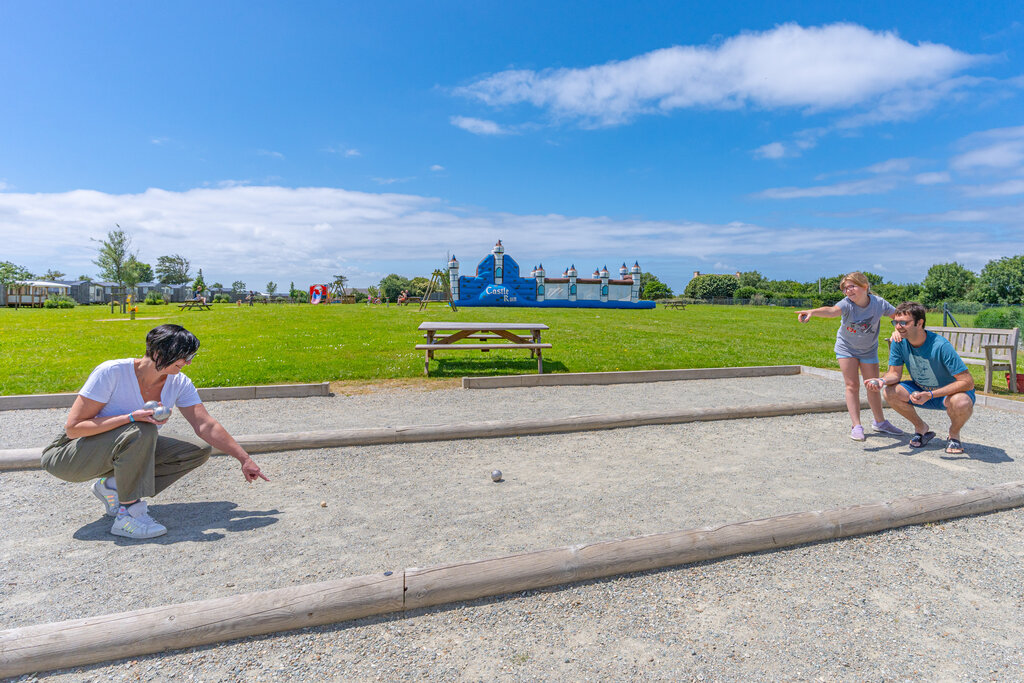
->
[2, 373, 1023, 680]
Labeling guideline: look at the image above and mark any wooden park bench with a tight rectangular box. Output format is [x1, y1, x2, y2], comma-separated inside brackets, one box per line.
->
[928, 326, 1020, 393]
[416, 322, 551, 375]
[178, 299, 212, 311]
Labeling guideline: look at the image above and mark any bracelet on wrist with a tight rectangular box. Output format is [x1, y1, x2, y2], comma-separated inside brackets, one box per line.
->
[128, 413, 135, 423]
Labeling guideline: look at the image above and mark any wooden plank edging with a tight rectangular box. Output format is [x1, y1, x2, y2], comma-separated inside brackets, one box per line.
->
[0, 383, 330, 412]
[0, 399, 862, 471]
[462, 365, 802, 389]
[2, 481, 1022, 678]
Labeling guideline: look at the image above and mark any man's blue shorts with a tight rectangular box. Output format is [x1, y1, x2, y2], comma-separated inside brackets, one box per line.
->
[898, 380, 976, 410]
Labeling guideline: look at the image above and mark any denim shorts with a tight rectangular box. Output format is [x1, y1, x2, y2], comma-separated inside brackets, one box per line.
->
[898, 380, 976, 410]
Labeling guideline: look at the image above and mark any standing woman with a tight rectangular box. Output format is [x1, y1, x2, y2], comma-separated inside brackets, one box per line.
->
[796, 272, 904, 441]
[42, 324, 269, 539]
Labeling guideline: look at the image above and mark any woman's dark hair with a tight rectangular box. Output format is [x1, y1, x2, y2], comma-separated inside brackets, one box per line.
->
[145, 324, 200, 370]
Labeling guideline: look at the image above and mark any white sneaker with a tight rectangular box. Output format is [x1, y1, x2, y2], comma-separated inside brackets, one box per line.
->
[110, 501, 167, 539]
[92, 478, 119, 517]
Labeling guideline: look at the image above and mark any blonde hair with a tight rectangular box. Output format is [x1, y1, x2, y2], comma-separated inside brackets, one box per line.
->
[840, 272, 870, 292]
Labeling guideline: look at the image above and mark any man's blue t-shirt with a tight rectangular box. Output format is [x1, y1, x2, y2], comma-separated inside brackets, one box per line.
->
[888, 331, 968, 390]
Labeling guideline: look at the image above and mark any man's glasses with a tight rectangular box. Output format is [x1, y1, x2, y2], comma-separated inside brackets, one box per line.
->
[891, 320, 914, 327]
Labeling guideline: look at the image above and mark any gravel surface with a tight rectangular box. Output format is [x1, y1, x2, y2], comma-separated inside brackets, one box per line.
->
[2, 374, 1024, 681]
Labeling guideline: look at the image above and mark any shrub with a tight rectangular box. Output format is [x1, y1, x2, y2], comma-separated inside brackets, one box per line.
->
[973, 307, 1024, 330]
[213, 294, 231, 303]
[684, 274, 739, 300]
[750, 293, 767, 306]
[734, 286, 758, 300]
[43, 294, 76, 309]
[144, 291, 165, 305]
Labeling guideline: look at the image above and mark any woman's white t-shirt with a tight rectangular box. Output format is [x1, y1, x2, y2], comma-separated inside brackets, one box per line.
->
[79, 359, 202, 424]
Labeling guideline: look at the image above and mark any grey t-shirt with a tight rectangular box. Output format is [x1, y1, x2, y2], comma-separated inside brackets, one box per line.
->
[833, 293, 896, 358]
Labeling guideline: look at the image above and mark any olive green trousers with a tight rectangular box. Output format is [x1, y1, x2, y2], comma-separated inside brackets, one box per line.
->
[41, 423, 211, 502]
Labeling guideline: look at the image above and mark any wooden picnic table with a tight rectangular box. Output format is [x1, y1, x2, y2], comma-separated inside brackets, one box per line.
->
[416, 322, 551, 376]
[178, 299, 212, 311]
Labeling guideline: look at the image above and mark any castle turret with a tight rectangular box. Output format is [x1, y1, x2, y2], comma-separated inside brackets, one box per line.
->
[568, 264, 578, 302]
[600, 265, 610, 302]
[535, 263, 546, 302]
[448, 254, 460, 301]
[492, 240, 504, 285]
[619, 262, 628, 279]
[630, 261, 642, 302]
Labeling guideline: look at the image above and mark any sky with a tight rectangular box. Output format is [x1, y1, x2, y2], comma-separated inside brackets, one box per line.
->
[1, 1, 1022, 292]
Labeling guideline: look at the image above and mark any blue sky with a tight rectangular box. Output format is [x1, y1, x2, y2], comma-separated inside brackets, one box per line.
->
[1, 1, 1022, 291]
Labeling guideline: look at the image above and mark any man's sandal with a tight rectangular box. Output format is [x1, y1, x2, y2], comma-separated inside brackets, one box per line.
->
[945, 438, 965, 455]
[909, 431, 936, 448]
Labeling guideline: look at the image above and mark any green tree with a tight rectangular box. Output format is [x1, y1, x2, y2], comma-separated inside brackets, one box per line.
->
[76, 274, 92, 282]
[123, 256, 149, 300]
[231, 280, 247, 296]
[192, 268, 206, 298]
[378, 273, 412, 300]
[155, 254, 191, 284]
[683, 274, 738, 300]
[211, 282, 224, 290]
[976, 255, 1024, 304]
[409, 276, 430, 297]
[93, 228, 136, 313]
[921, 262, 976, 306]
[38, 269, 66, 281]
[738, 271, 766, 289]
[639, 272, 673, 300]
[134, 261, 155, 283]
[1, 261, 32, 293]
[266, 281, 277, 296]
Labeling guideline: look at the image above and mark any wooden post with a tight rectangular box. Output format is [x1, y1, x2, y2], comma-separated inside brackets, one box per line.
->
[0, 399, 870, 471]
[0, 573, 404, 678]
[3, 482, 1021, 677]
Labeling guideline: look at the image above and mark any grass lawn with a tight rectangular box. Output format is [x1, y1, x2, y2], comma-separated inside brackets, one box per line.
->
[1, 302, 1020, 397]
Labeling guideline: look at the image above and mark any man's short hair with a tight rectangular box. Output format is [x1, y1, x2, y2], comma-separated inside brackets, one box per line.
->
[894, 302, 927, 326]
[146, 324, 200, 370]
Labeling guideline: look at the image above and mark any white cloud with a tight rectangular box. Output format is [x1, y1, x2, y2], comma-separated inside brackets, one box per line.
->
[0, 179, 8, 191]
[450, 116, 513, 135]
[867, 158, 914, 174]
[256, 149, 285, 160]
[753, 142, 787, 159]
[454, 23, 983, 127]
[914, 172, 951, 184]
[430, 164, 445, 172]
[960, 179, 1024, 196]
[150, 137, 170, 145]
[951, 134, 1024, 170]
[1, 186, 1018, 288]
[372, 177, 415, 185]
[326, 146, 362, 157]
[755, 177, 899, 199]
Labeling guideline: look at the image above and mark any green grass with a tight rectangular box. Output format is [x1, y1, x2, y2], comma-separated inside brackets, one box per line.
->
[1, 303, 1020, 396]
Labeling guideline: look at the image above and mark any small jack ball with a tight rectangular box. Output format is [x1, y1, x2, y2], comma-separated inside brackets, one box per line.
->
[491, 470, 502, 482]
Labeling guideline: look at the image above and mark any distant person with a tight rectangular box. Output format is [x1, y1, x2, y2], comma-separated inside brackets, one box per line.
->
[41, 324, 270, 539]
[247, 290, 254, 306]
[796, 272, 902, 441]
[864, 302, 975, 454]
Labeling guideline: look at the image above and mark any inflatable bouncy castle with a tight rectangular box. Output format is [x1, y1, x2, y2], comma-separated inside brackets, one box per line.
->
[449, 240, 655, 309]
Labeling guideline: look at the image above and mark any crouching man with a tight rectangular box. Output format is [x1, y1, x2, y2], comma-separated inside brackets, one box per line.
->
[864, 302, 975, 454]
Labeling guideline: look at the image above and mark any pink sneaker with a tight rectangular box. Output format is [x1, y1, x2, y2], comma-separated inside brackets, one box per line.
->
[850, 425, 866, 441]
[872, 419, 904, 435]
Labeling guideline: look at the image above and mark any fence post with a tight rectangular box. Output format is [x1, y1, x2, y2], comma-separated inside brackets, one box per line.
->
[943, 302, 948, 326]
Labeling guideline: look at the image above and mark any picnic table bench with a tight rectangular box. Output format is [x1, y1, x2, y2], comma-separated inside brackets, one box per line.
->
[661, 300, 687, 309]
[928, 325, 1020, 393]
[178, 299, 212, 311]
[415, 322, 551, 376]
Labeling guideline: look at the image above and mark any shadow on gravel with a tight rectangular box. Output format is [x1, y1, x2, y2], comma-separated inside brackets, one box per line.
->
[72, 501, 281, 545]
[862, 436, 1012, 463]
[427, 358, 570, 377]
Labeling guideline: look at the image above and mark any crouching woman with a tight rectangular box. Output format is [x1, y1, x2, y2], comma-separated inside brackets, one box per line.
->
[42, 324, 269, 539]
